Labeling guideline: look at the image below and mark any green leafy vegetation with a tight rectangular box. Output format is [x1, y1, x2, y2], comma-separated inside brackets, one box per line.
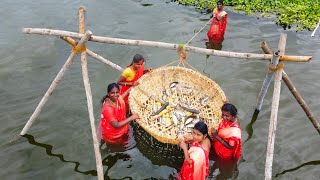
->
[176, 0, 320, 31]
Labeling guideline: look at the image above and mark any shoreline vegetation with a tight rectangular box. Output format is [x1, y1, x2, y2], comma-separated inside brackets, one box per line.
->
[175, 0, 319, 31]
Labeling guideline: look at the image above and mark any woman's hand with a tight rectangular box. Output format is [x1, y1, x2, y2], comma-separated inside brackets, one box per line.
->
[133, 81, 140, 86]
[179, 137, 188, 150]
[130, 113, 140, 121]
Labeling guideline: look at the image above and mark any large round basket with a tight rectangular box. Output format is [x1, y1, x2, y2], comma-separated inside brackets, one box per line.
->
[129, 66, 227, 144]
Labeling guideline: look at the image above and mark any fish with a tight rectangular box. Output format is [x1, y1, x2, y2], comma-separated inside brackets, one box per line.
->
[179, 104, 200, 114]
[151, 102, 169, 116]
[172, 113, 178, 126]
[162, 90, 168, 101]
[185, 115, 197, 125]
[170, 82, 179, 91]
[200, 95, 210, 106]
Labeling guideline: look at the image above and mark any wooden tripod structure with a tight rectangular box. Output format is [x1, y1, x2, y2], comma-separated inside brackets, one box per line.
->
[20, 6, 319, 180]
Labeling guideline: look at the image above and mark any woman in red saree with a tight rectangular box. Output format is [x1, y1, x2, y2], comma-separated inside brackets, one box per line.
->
[178, 121, 211, 180]
[100, 83, 140, 144]
[207, 0, 228, 44]
[117, 54, 152, 114]
[211, 103, 242, 161]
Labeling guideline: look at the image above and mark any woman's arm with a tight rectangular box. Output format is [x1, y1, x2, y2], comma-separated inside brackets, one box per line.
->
[117, 76, 127, 86]
[109, 114, 139, 129]
[179, 138, 191, 165]
[120, 87, 132, 99]
[143, 68, 152, 74]
[211, 130, 234, 149]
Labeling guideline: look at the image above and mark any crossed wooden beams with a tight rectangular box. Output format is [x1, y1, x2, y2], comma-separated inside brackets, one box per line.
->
[20, 6, 319, 180]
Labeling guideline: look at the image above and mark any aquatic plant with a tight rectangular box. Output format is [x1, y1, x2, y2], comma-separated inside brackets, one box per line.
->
[176, 0, 320, 31]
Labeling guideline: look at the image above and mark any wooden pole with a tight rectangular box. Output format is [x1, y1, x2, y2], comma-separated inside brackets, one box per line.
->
[282, 71, 320, 134]
[78, 7, 104, 180]
[20, 30, 92, 135]
[265, 33, 286, 180]
[260, 41, 320, 134]
[22, 28, 312, 62]
[255, 51, 280, 111]
[311, 19, 320, 37]
[60, 36, 123, 72]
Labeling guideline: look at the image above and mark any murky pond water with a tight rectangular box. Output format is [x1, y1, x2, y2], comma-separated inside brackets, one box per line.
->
[1, 0, 319, 179]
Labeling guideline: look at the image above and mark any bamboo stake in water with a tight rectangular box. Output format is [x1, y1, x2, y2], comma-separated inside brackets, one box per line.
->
[311, 19, 320, 37]
[255, 49, 280, 111]
[260, 41, 320, 135]
[265, 33, 287, 180]
[20, 30, 92, 135]
[78, 7, 104, 180]
[22, 28, 312, 62]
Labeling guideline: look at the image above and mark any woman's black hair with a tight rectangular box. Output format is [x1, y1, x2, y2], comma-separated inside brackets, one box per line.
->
[194, 121, 212, 142]
[221, 103, 238, 117]
[101, 83, 120, 104]
[132, 54, 145, 63]
[217, 0, 224, 5]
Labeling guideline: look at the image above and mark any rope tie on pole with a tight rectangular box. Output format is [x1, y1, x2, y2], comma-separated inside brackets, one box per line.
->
[60, 36, 87, 53]
[177, 44, 187, 63]
[268, 63, 284, 72]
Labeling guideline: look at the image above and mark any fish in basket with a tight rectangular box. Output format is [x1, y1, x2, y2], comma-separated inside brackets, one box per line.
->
[129, 66, 227, 144]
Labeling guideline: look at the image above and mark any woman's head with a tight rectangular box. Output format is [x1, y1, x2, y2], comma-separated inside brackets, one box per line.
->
[192, 121, 209, 142]
[217, 0, 224, 10]
[221, 103, 237, 121]
[101, 83, 120, 104]
[131, 54, 145, 70]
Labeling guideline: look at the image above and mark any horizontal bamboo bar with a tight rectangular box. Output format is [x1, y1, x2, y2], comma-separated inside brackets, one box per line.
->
[22, 28, 312, 62]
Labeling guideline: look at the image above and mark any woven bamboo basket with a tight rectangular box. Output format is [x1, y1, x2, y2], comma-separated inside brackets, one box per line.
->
[129, 66, 227, 144]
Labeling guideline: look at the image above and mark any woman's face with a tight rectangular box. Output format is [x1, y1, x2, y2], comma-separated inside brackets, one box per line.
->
[217, 2, 223, 10]
[192, 129, 205, 143]
[108, 87, 120, 102]
[222, 111, 234, 122]
[132, 60, 144, 71]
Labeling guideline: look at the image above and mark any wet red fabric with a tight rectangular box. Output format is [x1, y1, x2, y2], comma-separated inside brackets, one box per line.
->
[120, 63, 145, 103]
[207, 8, 228, 43]
[100, 96, 128, 144]
[213, 120, 242, 161]
[179, 142, 209, 180]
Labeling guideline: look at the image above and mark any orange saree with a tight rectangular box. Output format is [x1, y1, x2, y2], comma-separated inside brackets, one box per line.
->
[207, 8, 228, 43]
[179, 142, 209, 180]
[213, 120, 242, 161]
[100, 96, 128, 144]
[120, 64, 145, 103]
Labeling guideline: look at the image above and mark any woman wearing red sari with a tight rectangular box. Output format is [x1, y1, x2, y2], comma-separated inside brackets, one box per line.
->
[211, 103, 242, 161]
[207, 0, 228, 43]
[117, 54, 152, 114]
[100, 83, 140, 144]
[178, 121, 211, 180]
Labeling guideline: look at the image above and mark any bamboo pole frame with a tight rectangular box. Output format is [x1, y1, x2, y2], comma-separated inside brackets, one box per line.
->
[22, 28, 312, 62]
[265, 33, 286, 180]
[78, 7, 104, 180]
[20, 30, 92, 135]
[260, 41, 320, 135]
[59, 36, 123, 72]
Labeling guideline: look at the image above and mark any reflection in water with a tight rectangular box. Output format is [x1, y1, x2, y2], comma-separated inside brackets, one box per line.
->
[205, 40, 223, 51]
[208, 149, 239, 179]
[244, 109, 259, 143]
[275, 160, 320, 177]
[132, 122, 184, 170]
[22, 134, 97, 176]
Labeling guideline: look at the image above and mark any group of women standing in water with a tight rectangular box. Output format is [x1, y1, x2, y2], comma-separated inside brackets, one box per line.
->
[99, 1, 239, 179]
